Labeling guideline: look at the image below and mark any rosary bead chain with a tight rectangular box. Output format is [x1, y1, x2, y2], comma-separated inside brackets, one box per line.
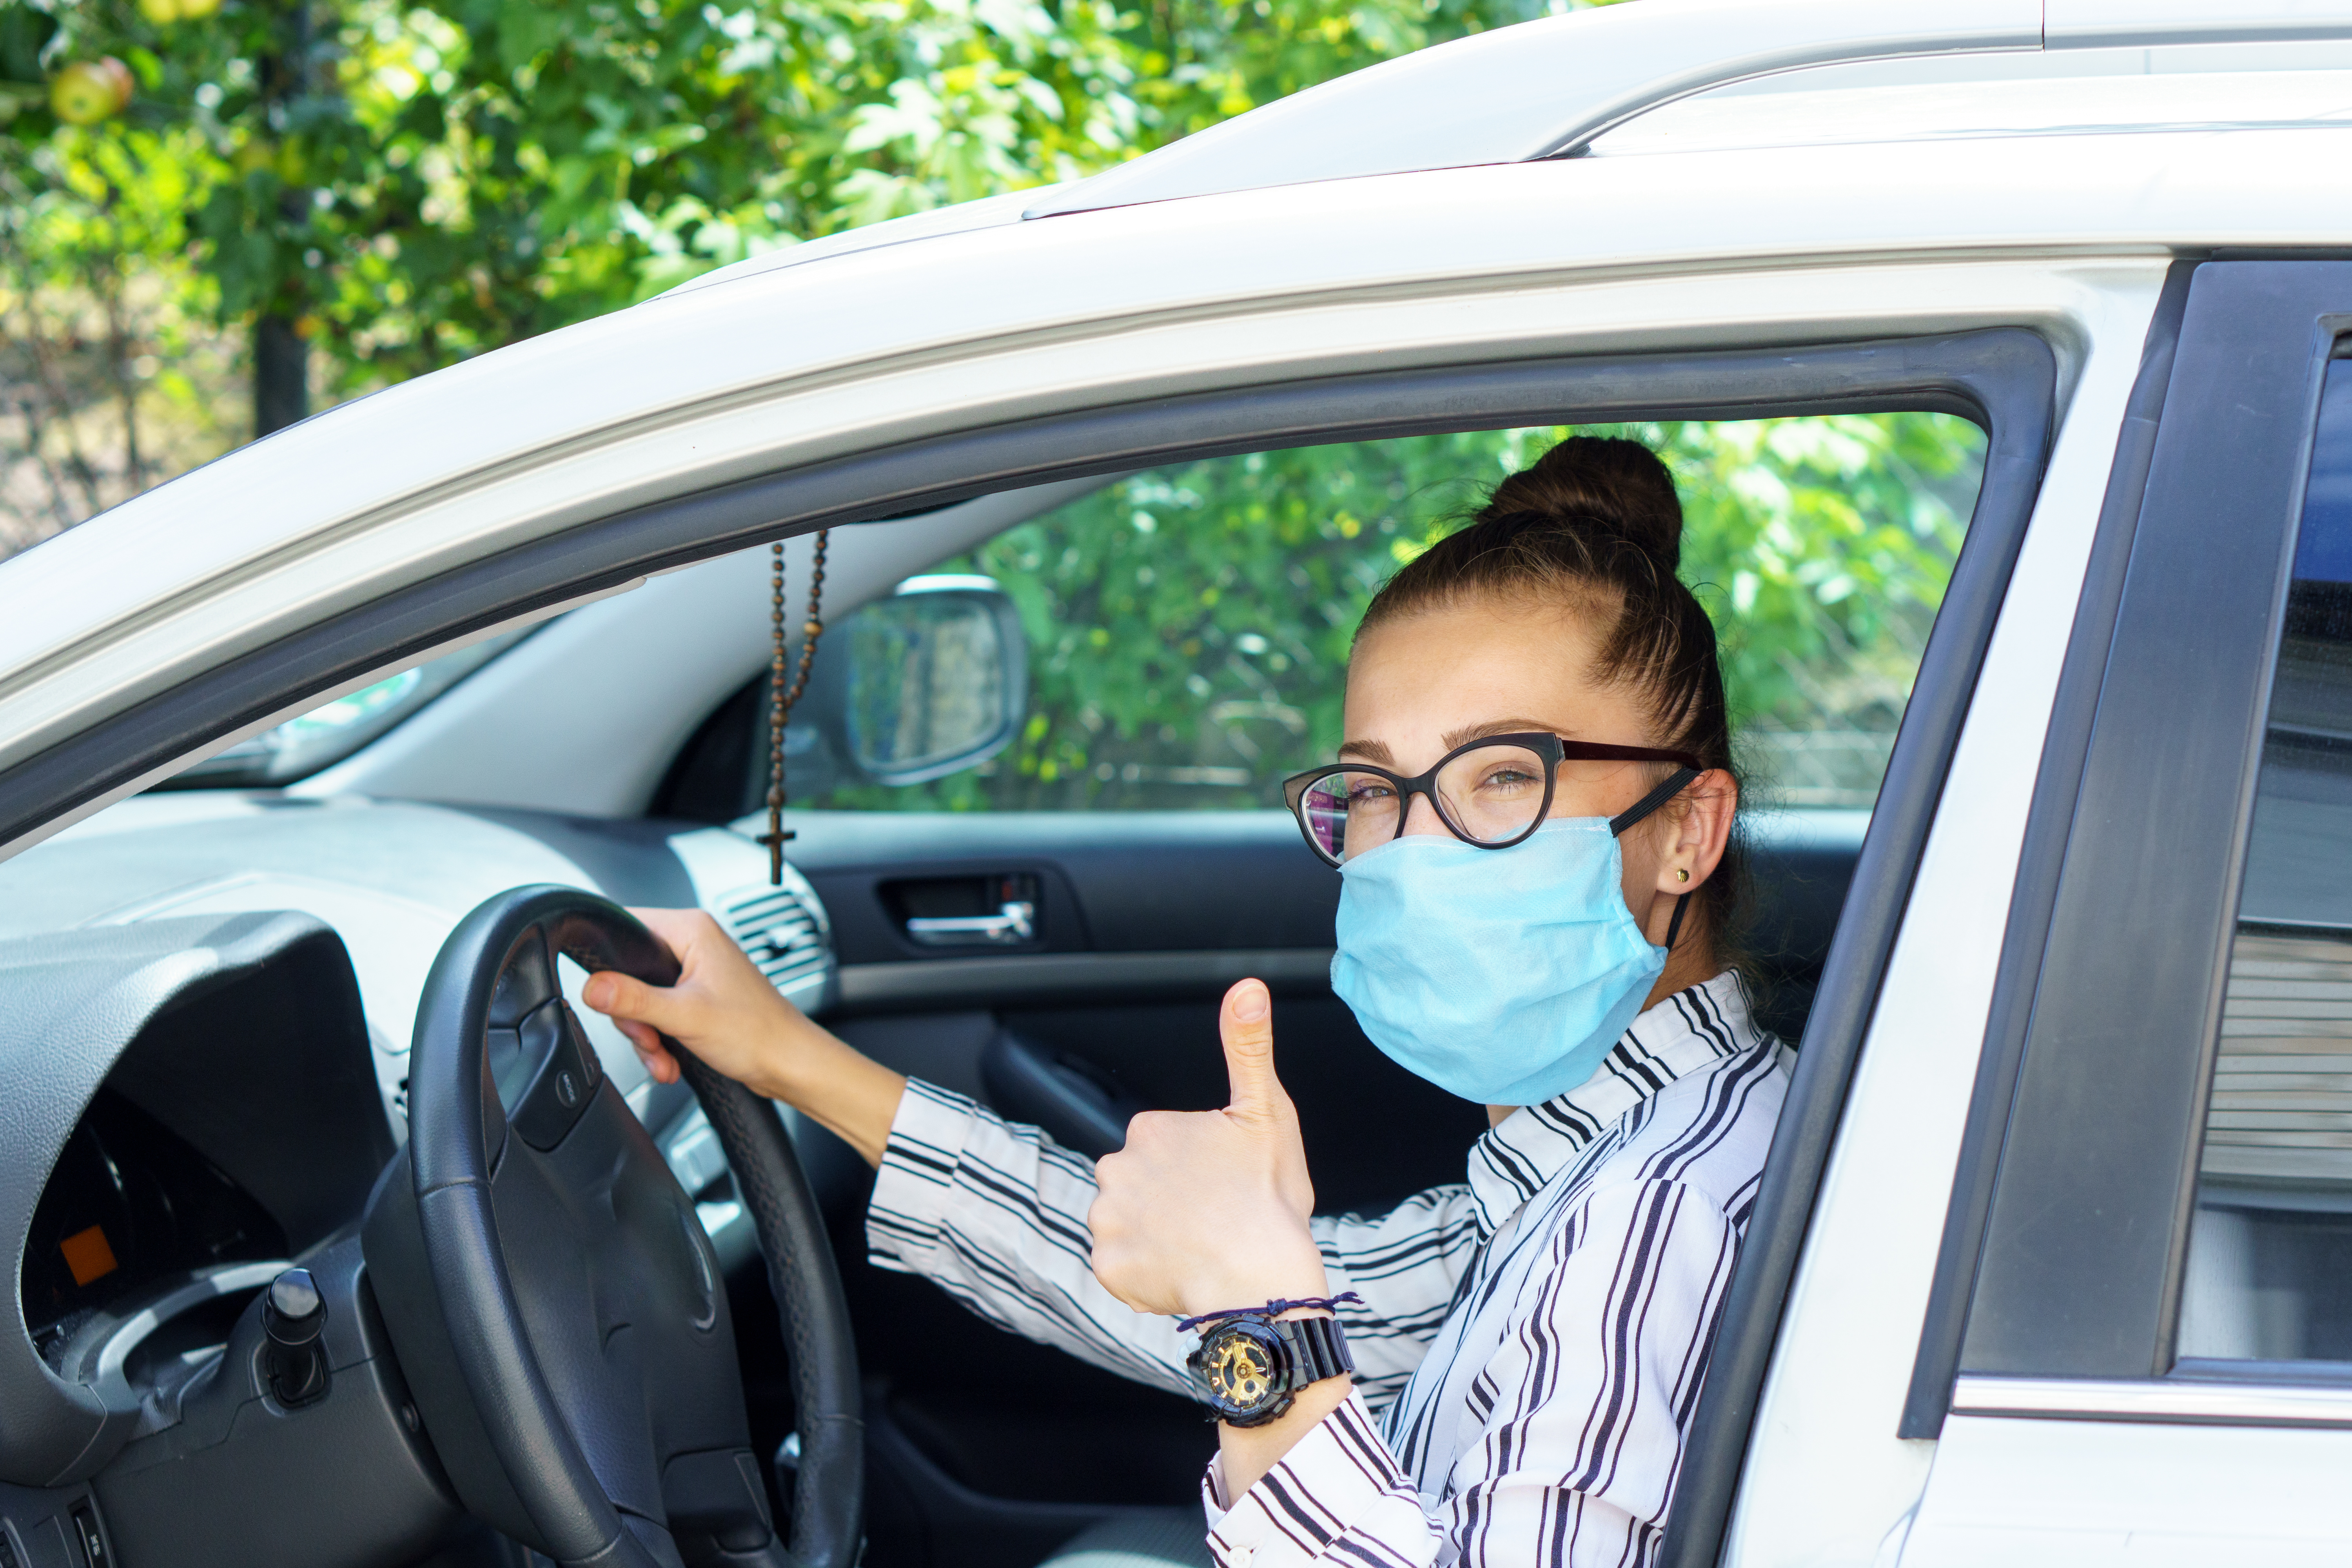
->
[761, 528, 831, 885]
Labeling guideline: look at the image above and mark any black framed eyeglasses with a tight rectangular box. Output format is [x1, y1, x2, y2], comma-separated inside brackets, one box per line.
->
[1281, 732, 1704, 868]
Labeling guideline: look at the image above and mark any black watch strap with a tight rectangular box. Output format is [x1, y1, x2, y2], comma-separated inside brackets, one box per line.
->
[1278, 1314, 1354, 1386]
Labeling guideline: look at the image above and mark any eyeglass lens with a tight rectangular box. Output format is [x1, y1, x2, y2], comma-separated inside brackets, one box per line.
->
[1300, 740, 1552, 861]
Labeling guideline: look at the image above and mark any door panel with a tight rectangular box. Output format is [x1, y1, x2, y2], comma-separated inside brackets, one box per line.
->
[1903, 264, 2352, 1564]
[1904, 1414, 2352, 1568]
[793, 810, 1340, 962]
[788, 809, 1470, 1566]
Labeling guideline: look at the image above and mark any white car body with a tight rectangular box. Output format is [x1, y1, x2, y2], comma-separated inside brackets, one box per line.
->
[7, 2, 2352, 1564]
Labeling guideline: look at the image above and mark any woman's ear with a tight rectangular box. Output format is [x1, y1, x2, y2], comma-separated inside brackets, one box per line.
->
[1657, 769, 1738, 893]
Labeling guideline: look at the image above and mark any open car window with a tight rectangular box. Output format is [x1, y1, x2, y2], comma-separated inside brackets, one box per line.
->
[799, 417, 1986, 815]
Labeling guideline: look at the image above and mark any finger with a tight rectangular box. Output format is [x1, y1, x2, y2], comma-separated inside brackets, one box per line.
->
[1220, 978, 1282, 1123]
[581, 969, 688, 1036]
[614, 1018, 680, 1083]
[628, 905, 724, 954]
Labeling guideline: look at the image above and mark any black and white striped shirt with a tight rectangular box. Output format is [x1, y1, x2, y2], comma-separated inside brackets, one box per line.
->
[867, 971, 1789, 1567]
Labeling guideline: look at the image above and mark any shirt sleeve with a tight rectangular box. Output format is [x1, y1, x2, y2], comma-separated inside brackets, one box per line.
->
[864, 1078, 1196, 1398]
[864, 1080, 1493, 1410]
[1205, 1178, 1741, 1568]
[1311, 1187, 1483, 1416]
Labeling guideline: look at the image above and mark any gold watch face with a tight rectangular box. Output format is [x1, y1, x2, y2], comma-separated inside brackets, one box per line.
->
[1202, 1331, 1275, 1407]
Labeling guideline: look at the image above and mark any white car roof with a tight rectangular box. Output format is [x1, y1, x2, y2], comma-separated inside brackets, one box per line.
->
[1030, 0, 2352, 214]
[1598, 42, 2352, 157]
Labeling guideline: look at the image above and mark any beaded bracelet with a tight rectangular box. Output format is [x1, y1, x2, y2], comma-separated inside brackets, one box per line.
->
[1176, 1292, 1362, 1334]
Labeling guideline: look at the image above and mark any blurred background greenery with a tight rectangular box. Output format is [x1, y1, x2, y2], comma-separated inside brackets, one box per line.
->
[0, 0, 1595, 548]
[814, 414, 1985, 813]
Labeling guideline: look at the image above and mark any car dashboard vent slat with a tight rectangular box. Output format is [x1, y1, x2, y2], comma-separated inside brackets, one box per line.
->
[719, 885, 832, 993]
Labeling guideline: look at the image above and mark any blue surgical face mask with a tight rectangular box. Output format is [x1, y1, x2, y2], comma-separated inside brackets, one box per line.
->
[1330, 817, 1671, 1107]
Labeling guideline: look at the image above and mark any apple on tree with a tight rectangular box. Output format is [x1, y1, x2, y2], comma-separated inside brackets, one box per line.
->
[49, 58, 132, 126]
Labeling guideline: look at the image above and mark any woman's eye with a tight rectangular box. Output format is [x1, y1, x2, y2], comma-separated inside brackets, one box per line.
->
[1345, 781, 1396, 806]
[1474, 768, 1540, 792]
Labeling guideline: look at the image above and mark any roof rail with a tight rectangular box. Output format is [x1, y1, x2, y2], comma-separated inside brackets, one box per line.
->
[1024, 0, 2352, 220]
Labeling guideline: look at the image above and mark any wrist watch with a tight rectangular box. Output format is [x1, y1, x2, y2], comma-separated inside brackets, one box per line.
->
[1186, 1314, 1355, 1427]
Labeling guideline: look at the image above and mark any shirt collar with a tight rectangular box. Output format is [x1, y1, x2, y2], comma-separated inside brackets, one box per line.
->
[1464, 970, 1769, 1239]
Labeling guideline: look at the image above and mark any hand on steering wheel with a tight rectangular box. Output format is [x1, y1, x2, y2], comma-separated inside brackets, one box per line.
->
[361, 887, 862, 1568]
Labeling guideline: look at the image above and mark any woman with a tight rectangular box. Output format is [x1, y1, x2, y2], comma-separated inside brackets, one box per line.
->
[584, 436, 1790, 1568]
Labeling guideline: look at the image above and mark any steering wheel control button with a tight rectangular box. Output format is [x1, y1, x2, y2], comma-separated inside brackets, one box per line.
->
[510, 1000, 604, 1151]
[66, 1506, 109, 1568]
[261, 1266, 330, 1406]
[681, 1206, 720, 1330]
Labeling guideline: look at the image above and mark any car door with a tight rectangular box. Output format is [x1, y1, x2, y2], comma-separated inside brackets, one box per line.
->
[1890, 262, 2352, 1565]
[635, 370, 2030, 1568]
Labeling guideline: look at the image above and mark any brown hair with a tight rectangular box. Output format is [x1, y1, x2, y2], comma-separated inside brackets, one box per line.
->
[1356, 435, 1745, 959]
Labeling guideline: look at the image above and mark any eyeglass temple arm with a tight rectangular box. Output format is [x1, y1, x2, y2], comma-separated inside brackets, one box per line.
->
[1608, 766, 1702, 837]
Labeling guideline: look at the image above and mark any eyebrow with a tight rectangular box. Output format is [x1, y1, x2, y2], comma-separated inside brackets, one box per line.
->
[1336, 719, 1563, 769]
[1442, 717, 1561, 751]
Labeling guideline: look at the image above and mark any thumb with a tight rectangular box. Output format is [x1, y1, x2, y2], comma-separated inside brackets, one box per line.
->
[581, 970, 686, 1036]
[1220, 979, 1283, 1125]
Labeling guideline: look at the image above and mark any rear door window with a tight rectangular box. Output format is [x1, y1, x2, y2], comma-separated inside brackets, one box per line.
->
[2178, 357, 2352, 1364]
[807, 417, 1986, 813]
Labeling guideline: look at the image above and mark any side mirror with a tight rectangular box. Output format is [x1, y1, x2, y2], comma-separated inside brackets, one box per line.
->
[841, 575, 1029, 785]
[770, 575, 1029, 799]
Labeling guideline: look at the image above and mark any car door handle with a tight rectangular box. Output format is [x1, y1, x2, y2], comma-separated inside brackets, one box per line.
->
[904, 900, 1035, 947]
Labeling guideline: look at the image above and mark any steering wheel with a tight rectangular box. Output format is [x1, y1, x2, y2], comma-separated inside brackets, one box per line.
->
[361, 886, 862, 1568]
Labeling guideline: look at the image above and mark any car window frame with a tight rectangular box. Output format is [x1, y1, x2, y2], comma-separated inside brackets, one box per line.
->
[0, 332, 2062, 1561]
[1912, 261, 2352, 1433]
[0, 337, 2039, 851]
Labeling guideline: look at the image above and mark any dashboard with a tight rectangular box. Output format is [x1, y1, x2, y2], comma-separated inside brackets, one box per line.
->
[0, 793, 832, 1131]
[0, 792, 835, 1568]
[21, 1091, 287, 1361]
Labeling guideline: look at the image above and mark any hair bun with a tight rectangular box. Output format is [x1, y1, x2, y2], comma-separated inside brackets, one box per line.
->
[1483, 435, 1683, 573]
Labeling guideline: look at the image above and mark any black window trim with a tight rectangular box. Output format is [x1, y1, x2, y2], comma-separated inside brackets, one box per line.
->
[1911, 263, 2352, 1419]
[0, 330, 2060, 1563]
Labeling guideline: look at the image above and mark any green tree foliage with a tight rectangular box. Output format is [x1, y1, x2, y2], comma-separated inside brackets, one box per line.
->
[819, 413, 1985, 813]
[0, 0, 1573, 398]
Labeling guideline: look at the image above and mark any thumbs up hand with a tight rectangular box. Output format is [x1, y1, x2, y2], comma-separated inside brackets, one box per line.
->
[1089, 979, 1330, 1318]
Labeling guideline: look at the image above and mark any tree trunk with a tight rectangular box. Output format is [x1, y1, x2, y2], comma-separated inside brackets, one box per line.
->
[253, 312, 307, 437]
[253, 0, 312, 439]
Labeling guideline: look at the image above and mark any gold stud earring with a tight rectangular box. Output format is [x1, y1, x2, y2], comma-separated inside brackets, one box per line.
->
[1675, 867, 1690, 883]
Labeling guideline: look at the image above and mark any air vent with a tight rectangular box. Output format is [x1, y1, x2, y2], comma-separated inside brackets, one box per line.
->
[718, 884, 831, 995]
